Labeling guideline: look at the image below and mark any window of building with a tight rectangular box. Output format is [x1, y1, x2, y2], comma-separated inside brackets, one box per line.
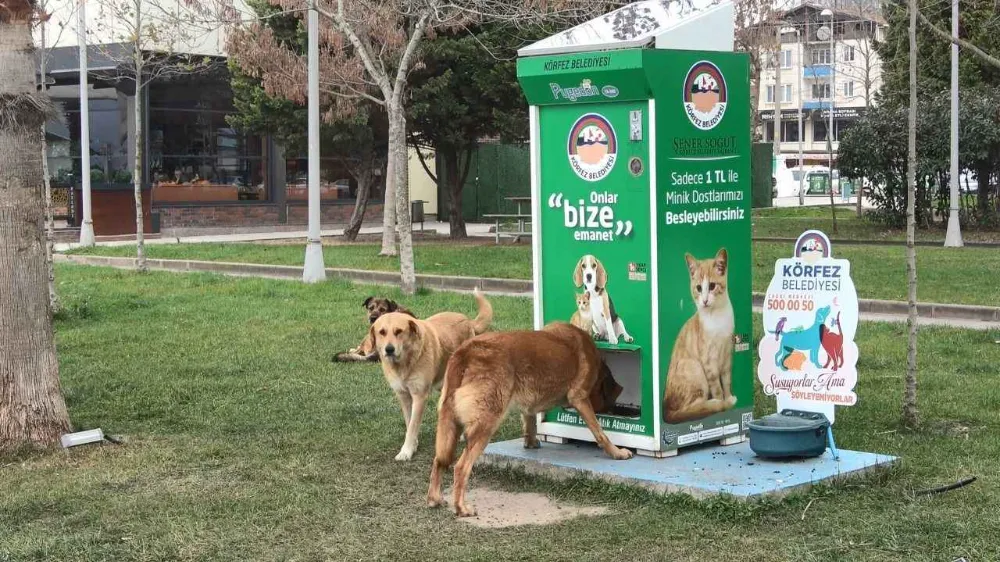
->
[147, 77, 269, 204]
[844, 81, 855, 98]
[814, 119, 828, 142]
[781, 49, 793, 69]
[48, 88, 130, 188]
[765, 85, 775, 103]
[781, 120, 800, 143]
[284, 158, 375, 202]
[812, 83, 831, 99]
[783, 84, 793, 102]
[811, 48, 831, 65]
[843, 45, 856, 62]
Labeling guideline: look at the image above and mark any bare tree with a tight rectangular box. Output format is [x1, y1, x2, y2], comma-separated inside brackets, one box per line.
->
[37, 0, 60, 312]
[903, 0, 919, 428]
[1, 0, 72, 451]
[89, 0, 227, 271]
[733, 0, 777, 141]
[247, 0, 623, 293]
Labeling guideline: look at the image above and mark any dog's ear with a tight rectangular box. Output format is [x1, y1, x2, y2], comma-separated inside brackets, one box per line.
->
[408, 320, 419, 334]
[573, 257, 585, 287]
[363, 297, 374, 308]
[386, 300, 399, 312]
[595, 259, 608, 289]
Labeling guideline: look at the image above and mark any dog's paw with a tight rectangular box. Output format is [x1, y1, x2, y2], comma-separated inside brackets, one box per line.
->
[609, 447, 634, 460]
[523, 438, 541, 449]
[427, 496, 447, 508]
[395, 447, 416, 461]
[455, 504, 478, 518]
[622, 334, 634, 343]
[725, 395, 738, 407]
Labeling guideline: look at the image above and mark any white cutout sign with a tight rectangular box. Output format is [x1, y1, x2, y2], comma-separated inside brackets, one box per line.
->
[757, 230, 859, 423]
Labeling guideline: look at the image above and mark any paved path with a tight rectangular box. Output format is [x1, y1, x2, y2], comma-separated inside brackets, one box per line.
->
[55, 254, 1000, 331]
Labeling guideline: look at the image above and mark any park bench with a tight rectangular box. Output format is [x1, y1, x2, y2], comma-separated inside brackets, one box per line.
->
[482, 196, 532, 244]
[482, 213, 532, 244]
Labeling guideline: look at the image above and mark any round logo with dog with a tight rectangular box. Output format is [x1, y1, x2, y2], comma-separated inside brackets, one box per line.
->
[683, 61, 727, 131]
[567, 113, 617, 182]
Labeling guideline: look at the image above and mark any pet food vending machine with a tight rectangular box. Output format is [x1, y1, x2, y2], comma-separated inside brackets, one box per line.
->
[517, 1, 754, 457]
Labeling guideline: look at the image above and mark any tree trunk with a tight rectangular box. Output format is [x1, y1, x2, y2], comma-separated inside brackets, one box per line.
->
[379, 139, 398, 256]
[443, 148, 468, 239]
[0, 15, 72, 451]
[39, 21, 59, 313]
[344, 154, 376, 241]
[388, 103, 416, 294]
[132, 40, 146, 271]
[903, 0, 919, 429]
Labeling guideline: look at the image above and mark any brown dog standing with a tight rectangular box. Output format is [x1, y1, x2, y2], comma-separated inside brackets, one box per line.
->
[371, 289, 492, 461]
[427, 322, 632, 517]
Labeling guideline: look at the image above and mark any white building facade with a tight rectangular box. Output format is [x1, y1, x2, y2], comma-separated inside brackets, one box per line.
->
[758, 3, 885, 168]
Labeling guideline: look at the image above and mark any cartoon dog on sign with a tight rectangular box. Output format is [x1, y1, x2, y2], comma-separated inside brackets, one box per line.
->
[769, 305, 832, 371]
[574, 255, 633, 345]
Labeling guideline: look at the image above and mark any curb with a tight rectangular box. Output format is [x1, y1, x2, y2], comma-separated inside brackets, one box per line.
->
[56, 254, 1000, 322]
[753, 236, 1000, 249]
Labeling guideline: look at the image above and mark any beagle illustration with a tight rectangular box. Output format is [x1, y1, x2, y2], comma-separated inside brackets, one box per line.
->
[574, 255, 634, 345]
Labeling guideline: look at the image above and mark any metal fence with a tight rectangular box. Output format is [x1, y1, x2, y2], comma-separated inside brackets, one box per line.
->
[457, 142, 531, 222]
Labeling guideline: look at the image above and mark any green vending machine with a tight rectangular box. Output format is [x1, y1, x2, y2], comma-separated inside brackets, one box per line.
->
[517, 1, 754, 457]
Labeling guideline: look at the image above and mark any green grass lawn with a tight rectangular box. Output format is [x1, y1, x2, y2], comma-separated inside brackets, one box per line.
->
[70, 241, 1000, 306]
[752, 205, 1000, 243]
[1, 265, 998, 561]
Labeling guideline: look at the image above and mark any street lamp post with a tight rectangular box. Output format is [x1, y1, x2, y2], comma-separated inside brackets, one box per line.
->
[945, 0, 963, 247]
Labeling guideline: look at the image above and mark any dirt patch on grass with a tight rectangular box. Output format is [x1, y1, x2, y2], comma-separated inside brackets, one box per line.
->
[445, 487, 609, 528]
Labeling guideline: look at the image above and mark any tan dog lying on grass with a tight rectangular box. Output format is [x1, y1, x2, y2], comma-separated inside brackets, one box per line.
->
[370, 289, 492, 461]
[427, 322, 633, 517]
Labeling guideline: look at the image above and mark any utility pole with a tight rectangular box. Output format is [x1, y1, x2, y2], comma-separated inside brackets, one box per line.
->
[774, 23, 783, 171]
[302, 0, 326, 282]
[78, 0, 95, 247]
[797, 23, 804, 206]
[944, 0, 964, 247]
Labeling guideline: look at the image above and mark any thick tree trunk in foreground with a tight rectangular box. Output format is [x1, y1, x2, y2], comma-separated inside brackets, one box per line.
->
[903, 0, 920, 428]
[0, 14, 72, 451]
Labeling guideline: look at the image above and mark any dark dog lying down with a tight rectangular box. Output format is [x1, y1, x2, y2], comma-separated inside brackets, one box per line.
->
[332, 297, 414, 362]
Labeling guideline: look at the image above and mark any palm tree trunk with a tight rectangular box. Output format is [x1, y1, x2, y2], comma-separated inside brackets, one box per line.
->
[0, 10, 72, 450]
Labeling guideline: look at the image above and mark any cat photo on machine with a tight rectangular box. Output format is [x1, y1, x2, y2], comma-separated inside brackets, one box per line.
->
[662, 247, 738, 424]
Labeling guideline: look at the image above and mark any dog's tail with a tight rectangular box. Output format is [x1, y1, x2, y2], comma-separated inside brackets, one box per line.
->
[470, 287, 493, 335]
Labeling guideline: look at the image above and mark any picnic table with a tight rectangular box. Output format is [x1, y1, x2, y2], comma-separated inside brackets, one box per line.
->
[482, 196, 532, 244]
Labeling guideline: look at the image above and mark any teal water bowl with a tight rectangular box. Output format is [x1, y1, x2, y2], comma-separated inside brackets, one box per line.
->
[748, 409, 830, 459]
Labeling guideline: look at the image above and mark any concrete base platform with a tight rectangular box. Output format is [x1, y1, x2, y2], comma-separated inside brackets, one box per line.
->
[481, 439, 898, 499]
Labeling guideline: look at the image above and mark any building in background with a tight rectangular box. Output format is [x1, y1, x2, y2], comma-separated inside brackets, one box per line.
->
[34, 0, 423, 236]
[757, 2, 885, 170]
